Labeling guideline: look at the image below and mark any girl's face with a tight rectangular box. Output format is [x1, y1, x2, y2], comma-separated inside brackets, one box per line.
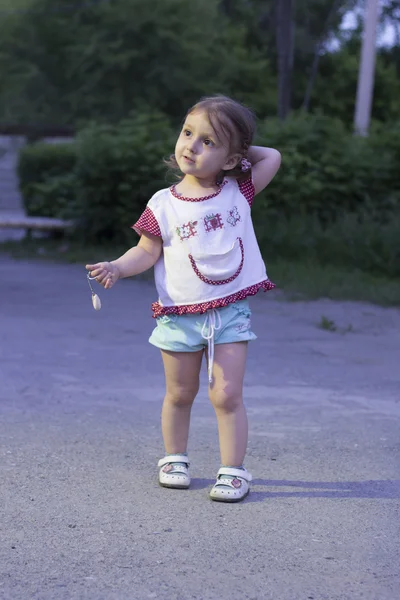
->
[175, 110, 239, 182]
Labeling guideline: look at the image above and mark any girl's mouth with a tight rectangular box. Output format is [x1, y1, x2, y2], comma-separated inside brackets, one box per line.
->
[183, 155, 195, 164]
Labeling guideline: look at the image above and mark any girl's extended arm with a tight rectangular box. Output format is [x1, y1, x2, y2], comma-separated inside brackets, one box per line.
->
[247, 146, 281, 195]
[86, 231, 163, 289]
[112, 232, 162, 278]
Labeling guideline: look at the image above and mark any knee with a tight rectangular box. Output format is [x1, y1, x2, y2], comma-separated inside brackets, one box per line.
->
[209, 386, 242, 413]
[165, 382, 199, 407]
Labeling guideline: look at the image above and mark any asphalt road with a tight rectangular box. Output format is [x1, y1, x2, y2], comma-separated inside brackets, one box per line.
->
[1, 255, 399, 600]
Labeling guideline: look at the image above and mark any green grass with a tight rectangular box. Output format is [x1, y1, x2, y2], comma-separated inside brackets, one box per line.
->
[0, 237, 126, 264]
[268, 258, 400, 306]
[1, 237, 400, 306]
[317, 315, 337, 332]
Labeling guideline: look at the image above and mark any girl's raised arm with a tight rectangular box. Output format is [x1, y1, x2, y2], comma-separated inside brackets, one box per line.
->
[247, 146, 281, 196]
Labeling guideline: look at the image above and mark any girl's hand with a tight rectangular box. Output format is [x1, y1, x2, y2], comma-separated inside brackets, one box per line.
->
[247, 146, 281, 195]
[86, 261, 120, 290]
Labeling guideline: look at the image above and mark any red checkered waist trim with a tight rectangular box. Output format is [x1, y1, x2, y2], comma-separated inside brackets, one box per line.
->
[151, 280, 276, 318]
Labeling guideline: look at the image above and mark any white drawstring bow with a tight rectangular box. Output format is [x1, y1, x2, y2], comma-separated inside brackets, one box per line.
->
[201, 309, 222, 383]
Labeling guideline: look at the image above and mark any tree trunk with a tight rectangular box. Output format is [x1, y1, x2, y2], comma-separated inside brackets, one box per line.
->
[302, 0, 343, 112]
[276, 0, 294, 120]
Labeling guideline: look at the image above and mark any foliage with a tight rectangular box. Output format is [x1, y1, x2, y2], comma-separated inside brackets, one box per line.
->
[253, 113, 400, 225]
[17, 141, 77, 218]
[17, 109, 400, 278]
[73, 111, 176, 243]
[251, 113, 400, 278]
[1, 0, 399, 127]
[0, 0, 275, 126]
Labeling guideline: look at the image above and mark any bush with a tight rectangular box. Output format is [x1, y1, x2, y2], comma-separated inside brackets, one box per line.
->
[74, 111, 176, 243]
[257, 210, 400, 278]
[17, 142, 77, 219]
[255, 113, 400, 223]
[15, 110, 400, 278]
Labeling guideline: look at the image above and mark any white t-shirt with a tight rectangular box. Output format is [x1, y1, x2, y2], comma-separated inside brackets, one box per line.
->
[133, 177, 275, 315]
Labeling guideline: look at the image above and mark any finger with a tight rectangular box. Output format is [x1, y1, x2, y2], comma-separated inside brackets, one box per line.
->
[96, 272, 110, 285]
[105, 277, 113, 290]
[90, 268, 106, 278]
[86, 263, 100, 271]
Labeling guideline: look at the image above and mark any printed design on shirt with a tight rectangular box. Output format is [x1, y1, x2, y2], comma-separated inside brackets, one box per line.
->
[204, 213, 224, 233]
[176, 220, 198, 241]
[227, 206, 241, 227]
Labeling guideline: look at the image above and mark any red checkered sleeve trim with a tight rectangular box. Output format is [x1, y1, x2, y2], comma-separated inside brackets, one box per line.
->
[238, 177, 255, 207]
[132, 207, 162, 238]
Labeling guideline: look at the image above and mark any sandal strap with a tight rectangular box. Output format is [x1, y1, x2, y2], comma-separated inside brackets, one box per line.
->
[158, 455, 190, 468]
[217, 467, 252, 482]
[215, 477, 244, 489]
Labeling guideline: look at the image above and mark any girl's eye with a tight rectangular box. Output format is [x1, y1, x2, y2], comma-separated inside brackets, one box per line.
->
[184, 129, 191, 137]
[204, 139, 214, 147]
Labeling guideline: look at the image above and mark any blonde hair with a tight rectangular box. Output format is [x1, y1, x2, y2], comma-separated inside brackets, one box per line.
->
[165, 95, 256, 182]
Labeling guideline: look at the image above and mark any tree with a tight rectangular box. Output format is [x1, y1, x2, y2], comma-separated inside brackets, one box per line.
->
[276, 0, 294, 119]
[0, 0, 275, 126]
[220, 0, 360, 117]
[0, 0, 399, 127]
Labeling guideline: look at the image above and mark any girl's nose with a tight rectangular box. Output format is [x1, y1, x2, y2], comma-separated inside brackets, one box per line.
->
[187, 139, 198, 154]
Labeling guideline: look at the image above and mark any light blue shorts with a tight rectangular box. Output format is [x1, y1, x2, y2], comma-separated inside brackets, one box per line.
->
[149, 299, 257, 353]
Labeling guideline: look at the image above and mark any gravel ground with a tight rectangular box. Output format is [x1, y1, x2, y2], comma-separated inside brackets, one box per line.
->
[1, 256, 399, 600]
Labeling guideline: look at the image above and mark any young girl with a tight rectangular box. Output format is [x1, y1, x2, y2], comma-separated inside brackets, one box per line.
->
[86, 95, 281, 503]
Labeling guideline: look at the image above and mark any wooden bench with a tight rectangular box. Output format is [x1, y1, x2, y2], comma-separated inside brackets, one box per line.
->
[0, 215, 74, 236]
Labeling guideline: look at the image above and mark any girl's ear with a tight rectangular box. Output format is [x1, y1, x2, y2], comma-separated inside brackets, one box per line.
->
[223, 153, 242, 171]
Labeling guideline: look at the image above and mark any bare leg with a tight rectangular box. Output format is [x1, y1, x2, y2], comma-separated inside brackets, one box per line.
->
[207, 342, 248, 466]
[160, 349, 204, 454]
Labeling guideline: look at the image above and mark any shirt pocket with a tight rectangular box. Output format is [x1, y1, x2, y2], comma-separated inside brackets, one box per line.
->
[188, 237, 244, 285]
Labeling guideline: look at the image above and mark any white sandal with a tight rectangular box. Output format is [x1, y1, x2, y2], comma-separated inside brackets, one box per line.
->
[209, 467, 252, 502]
[158, 455, 190, 489]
